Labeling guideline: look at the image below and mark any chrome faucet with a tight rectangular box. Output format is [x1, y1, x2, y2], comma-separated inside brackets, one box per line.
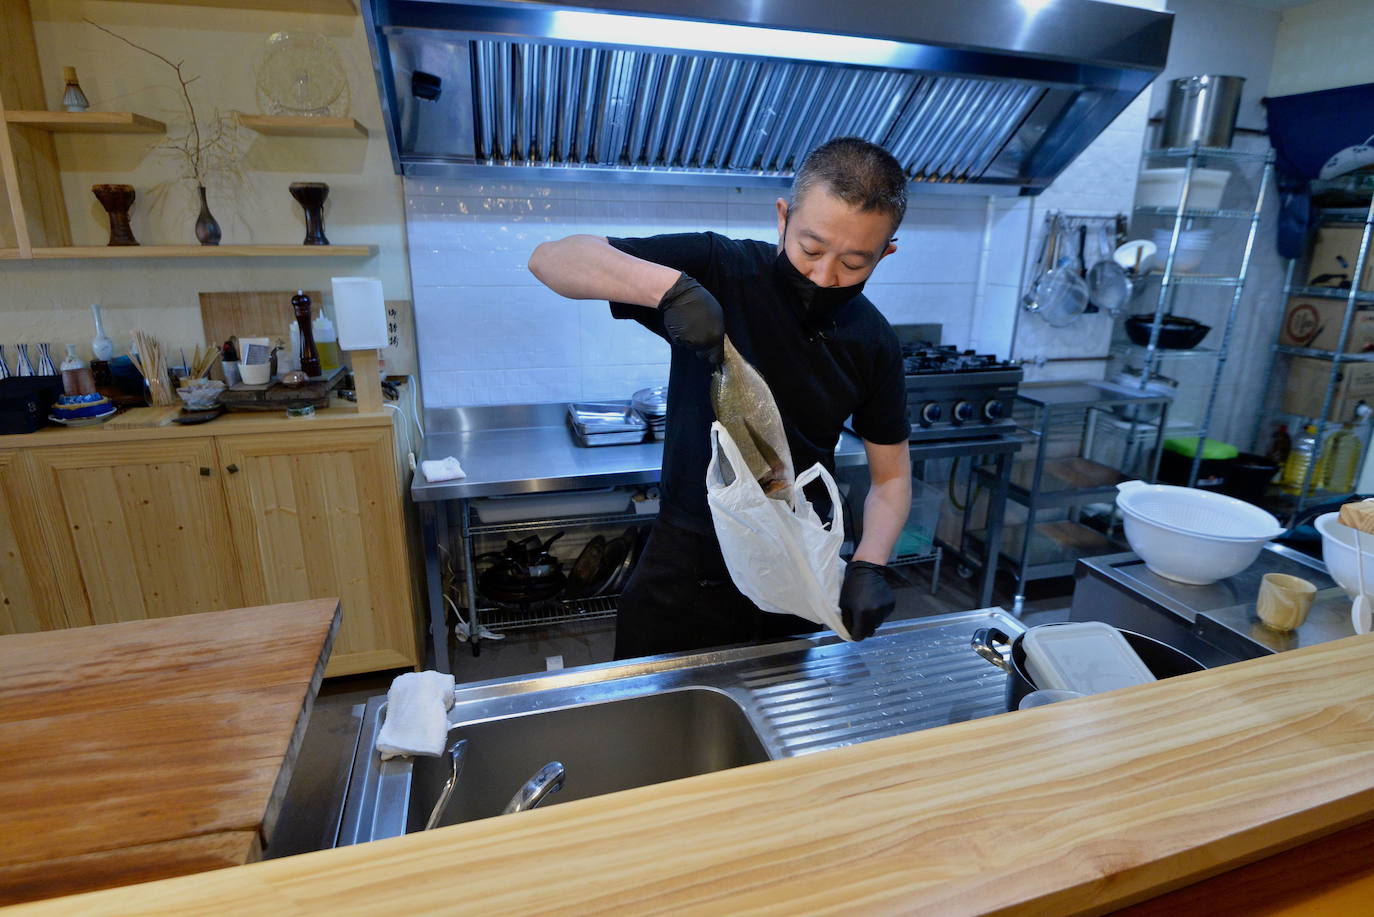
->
[424, 735, 469, 830]
[502, 762, 565, 814]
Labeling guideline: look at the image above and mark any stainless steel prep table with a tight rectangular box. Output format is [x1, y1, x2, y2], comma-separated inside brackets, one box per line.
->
[413, 403, 1019, 673]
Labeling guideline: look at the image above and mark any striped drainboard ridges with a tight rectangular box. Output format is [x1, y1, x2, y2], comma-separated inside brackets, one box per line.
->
[738, 621, 1010, 757]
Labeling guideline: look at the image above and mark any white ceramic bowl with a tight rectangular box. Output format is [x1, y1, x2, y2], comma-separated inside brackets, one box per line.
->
[1316, 512, 1374, 599]
[1116, 482, 1283, 585]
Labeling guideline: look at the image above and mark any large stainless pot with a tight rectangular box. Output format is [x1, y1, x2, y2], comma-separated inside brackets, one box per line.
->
[971, 624, 1205, 710]
[1161, 75, 1245, 149]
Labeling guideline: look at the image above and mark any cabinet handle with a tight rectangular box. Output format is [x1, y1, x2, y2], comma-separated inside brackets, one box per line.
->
[226, 464, 239, 474]
[200, 467, 211, 477]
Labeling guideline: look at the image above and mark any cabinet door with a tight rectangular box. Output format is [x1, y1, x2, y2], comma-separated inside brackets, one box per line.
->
[217, 427, 418, 676]
[26, 440, 243, 625]
[0, 451, 65, 634]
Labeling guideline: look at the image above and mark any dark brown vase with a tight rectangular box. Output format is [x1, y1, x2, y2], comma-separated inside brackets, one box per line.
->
[288, 181, 330, 245]
[91, 184, 138, 246]
[194, 185, 221, 246]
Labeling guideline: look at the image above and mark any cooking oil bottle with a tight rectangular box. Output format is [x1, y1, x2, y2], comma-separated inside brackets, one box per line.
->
[1281, 425, 1319, 494]
[1319, 423, 1362, 493]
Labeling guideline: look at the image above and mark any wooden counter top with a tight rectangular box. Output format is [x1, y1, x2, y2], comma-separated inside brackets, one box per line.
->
[0, 601, 339, 906]
[6, 630, 1374, 915]
[0, 401, 391, 448]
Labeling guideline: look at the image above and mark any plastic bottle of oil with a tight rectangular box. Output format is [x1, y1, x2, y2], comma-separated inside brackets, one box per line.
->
[1319, 423, 1363, 493]
[1281, 425, 1319, 494]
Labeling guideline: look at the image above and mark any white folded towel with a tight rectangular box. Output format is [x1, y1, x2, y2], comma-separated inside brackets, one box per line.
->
[375, 671, 456, 759]
[421, 456, 466, 482]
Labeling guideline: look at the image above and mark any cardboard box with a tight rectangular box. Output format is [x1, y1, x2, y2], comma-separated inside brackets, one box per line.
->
[1279, 297, 1374, 353]
[1282, 357, 1374, 421]
[1309, 225, 1374, 290]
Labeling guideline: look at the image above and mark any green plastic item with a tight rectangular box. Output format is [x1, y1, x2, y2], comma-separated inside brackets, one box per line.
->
[1163, 436, 1238, 461]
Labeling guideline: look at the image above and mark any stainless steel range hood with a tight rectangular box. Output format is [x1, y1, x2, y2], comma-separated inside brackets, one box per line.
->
[362, 0, 1172, 195]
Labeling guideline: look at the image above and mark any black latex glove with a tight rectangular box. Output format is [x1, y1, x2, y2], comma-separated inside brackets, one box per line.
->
[659, 273, 724, 365]
[840, 560, 904, 641]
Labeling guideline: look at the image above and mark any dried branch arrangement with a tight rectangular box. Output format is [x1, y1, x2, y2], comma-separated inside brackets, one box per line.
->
[85, 20, 246, 191]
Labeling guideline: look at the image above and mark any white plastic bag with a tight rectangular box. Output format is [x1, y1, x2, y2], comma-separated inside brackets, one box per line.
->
[705, 421, 853, 641]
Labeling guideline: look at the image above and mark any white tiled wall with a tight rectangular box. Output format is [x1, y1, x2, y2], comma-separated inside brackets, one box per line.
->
[407, 180, 1008, 406]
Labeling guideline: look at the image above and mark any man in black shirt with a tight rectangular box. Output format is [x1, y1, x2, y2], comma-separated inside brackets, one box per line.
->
[529, 137, 912, 658]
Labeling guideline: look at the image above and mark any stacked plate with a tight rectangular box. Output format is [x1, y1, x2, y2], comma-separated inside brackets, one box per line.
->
[632, 386, 668, 440]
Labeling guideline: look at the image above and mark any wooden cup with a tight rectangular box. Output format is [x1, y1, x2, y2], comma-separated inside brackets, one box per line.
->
[1256, 573, 1317, 632]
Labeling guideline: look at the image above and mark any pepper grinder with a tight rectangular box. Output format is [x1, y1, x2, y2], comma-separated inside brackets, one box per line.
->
[293, 290, 322, 378]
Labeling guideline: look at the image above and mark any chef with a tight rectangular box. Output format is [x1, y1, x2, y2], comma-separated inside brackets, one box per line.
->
[529, 136, 912, 658]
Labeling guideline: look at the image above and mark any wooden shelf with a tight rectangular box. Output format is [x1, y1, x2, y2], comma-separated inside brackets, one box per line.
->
[237, 115, 368, 138]
[64, 0, 357, 13]
[0, 249, 23, 260]
[3, 111, 166, 134]
[29, 244, 377, 260]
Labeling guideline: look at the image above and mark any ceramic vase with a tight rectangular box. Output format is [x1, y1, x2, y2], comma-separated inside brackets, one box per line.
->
[92, 184, 139, 246]
[0, 346, 10, 380]
[194, 185, 222, 246]
[15, 344, 35, 378]
[288, 182, 330, 245]
[36, 343, 57, 376]
[90, 304, 114, 361]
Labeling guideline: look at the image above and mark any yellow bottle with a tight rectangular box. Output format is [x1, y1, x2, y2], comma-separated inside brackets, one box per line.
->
[1281, 425, 1319, 494]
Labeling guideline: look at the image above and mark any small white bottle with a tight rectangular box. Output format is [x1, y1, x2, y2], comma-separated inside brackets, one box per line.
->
[90, 304, 114, 361]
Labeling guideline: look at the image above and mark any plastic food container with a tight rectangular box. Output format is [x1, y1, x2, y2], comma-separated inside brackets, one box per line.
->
[1023, 622, 1157, 695]
[1115, 481, 1283, 585]
[1137, 167, 1230, 210]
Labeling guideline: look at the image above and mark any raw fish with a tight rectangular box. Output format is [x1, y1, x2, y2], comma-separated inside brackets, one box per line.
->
[710, 336, 795, 501]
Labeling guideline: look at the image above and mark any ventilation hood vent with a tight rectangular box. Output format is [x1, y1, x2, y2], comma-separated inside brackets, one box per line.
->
[363, 0, 1172, 195]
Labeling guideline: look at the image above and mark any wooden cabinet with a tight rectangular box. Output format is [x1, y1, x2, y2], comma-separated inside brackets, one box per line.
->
[0, 410, 420, 676]
[24, 439, 243, 625]
[219, 426, 418, 676]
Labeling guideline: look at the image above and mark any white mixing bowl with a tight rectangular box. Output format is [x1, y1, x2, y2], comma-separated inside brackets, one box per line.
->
[1116, 482, 1283, 585]
[1316, 512, 1374, 599]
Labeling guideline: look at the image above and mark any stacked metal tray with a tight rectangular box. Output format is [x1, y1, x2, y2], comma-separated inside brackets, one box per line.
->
[567, 401, 649, 447]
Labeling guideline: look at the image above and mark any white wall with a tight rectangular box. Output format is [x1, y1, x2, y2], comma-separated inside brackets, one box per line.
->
[1270, 0, 1374, 97]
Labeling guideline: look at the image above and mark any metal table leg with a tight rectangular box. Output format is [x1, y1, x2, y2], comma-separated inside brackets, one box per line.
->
[458, 499, 482, 657]
[979, 450, 1011, 610]
[421, 500, 451, 676]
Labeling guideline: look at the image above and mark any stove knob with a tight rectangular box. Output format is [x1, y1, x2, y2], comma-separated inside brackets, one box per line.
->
[919, 401, 943, 426]
[952, 400, 974, 423]
[983, 400, 1006, 421]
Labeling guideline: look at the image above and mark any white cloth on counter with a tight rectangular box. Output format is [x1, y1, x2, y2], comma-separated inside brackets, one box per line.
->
[421, 456, 466, 482]
[375, 671, 456, 759]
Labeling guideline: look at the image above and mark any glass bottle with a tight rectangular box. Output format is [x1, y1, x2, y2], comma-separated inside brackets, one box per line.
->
[1268, 423, 1291, 467]
[1281, 424, 1319, 494]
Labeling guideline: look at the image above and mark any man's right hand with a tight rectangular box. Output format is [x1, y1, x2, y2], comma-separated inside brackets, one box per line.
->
[659, 273, 724, 365]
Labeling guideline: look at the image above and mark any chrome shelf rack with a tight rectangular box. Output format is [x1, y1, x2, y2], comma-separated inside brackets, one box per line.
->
[1121, 143, 1276, 487]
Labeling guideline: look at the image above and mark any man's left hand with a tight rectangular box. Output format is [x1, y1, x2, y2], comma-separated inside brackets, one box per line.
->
[840, 560, 902, 640]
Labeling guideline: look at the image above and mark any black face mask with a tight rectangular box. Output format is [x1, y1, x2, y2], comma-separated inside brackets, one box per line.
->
[773, 243, 867, 319]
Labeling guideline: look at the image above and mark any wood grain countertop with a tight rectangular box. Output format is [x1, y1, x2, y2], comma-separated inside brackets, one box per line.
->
[6, 628, 1374, 914]
[0, 601, 339, 906]
[0, 400, 392, 447]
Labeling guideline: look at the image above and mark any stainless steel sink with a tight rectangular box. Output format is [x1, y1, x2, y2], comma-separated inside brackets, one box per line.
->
[337, 608, 1024, 846]
[415, 688, 768, 829]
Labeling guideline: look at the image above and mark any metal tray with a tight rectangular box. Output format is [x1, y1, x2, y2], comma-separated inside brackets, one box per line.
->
[567, 401, 647, 435]
[570, 425, 648, 448]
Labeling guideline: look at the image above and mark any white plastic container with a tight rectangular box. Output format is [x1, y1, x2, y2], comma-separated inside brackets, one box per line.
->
[1115, 481, 1283, 585]
[1137, 167, 1230, 211]
[472, 487, 630, 523]
[1316, 511, 1374, 600]
[1023, 622, 1156, 695]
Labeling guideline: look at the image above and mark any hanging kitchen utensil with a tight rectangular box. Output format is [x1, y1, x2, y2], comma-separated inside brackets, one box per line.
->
[1022, 214, 1059, 316]
[1033, 216, 1090, 328]
[1087, 223, 1131, 314]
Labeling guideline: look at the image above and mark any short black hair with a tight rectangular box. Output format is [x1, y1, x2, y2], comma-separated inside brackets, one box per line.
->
[791, 137, 907, 236]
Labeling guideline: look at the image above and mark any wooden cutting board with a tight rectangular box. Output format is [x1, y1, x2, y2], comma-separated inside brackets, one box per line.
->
[198, 290, 321, 353]
[0, 599, 339, 906]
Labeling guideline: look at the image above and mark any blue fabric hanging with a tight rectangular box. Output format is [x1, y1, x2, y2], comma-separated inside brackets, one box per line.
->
[1263, 82, 1374, 258]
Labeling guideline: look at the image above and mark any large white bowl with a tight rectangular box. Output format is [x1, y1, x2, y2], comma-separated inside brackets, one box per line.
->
[1316, 512, 1374, 599]
[1116, 482, 1283, 585]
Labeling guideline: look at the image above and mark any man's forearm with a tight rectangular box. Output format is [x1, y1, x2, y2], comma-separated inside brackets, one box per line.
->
[528, 234, 679, 306]
[853, 475, 912, 565]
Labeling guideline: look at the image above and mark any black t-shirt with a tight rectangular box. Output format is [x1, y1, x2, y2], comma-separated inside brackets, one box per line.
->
[608, 231, 909, 534]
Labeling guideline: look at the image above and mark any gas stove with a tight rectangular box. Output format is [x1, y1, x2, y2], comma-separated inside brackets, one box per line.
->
[901, 342, 1023, 443]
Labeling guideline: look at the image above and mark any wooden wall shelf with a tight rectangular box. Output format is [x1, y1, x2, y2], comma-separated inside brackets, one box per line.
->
[28, 245, 378, 260]
[36, 0, 358, 14]
[3, 111, 166, 134]
[238, 115, 368, 138]
[0, 249, 22, 260]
